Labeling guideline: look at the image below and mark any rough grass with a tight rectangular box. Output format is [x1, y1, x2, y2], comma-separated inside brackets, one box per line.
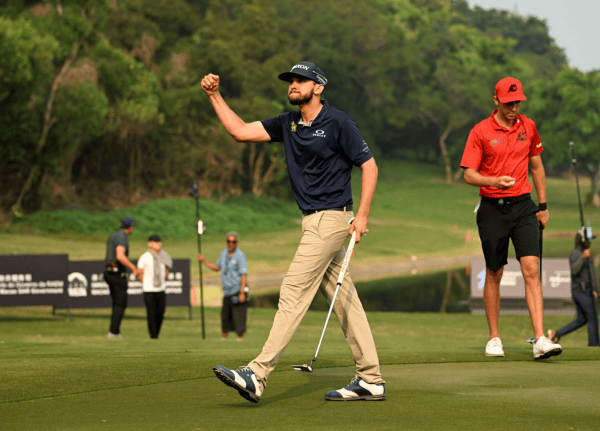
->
[2, 160, 598, 280]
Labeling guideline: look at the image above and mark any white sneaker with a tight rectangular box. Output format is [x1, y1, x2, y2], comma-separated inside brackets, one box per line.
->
[533, 336, 562, 360]
[107, 332, 122, 339]
[485, 337, 504, 357]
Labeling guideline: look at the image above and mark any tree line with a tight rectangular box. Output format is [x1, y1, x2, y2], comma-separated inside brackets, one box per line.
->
[1, 0, 599, 218]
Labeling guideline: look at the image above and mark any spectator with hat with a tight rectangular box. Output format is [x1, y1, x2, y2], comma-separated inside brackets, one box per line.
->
[197, 231, 249, 341]
[104, 216, 141, 338]
[136, 235, 173, 339]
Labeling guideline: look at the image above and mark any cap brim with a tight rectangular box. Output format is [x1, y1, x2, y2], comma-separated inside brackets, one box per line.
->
[498, 94, 527, 103]
[278, 71, 316, 83]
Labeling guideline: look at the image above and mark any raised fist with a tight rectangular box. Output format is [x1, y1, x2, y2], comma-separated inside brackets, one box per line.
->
[201, 74, 220, 96]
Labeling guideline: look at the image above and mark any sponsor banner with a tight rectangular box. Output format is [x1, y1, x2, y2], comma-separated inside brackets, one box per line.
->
[470, 258, 574, 314]
[470, 258, 571, 298]
[0, 255, 69, 307]
[63, 259, 190, 308]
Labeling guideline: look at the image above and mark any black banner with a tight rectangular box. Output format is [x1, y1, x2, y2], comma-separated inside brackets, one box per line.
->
[0, 255, 190, 308]
[63, 259, 190, 309]
[0, 255, 69, 307]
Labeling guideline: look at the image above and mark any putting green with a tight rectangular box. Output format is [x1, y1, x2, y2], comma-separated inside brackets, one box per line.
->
[1, 307, 599, 430]
[2, 361, 599, 430]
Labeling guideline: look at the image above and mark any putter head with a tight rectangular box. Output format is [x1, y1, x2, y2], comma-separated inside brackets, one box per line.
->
[525, 336, 535, 344]
[291, 364, 313, 373]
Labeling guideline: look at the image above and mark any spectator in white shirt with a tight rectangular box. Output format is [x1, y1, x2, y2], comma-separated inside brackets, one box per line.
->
[137, 235, 173, 339]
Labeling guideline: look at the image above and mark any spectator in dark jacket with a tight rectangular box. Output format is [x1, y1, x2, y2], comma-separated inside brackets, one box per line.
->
[548, 232, 599, 346]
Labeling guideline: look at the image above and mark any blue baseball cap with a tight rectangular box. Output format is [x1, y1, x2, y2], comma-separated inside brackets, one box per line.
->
[121, 216, 136, 228]
[278, 61, 328, 86]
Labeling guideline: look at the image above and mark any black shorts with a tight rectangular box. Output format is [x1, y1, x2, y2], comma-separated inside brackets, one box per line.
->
[476, 195, 540, 272]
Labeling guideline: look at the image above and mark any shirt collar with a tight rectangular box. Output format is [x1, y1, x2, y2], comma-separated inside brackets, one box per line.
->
[298, 101, 329, 127]
[490, 109, 521, 131]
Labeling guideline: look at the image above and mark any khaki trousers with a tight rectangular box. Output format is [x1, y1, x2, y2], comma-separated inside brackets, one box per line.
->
[248, 210, 384, 388]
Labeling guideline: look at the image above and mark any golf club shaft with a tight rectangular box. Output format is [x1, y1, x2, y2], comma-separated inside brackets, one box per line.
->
[312, 231, 357, 362]
[539, 224, 543, 283]
[570, 141, 586, 229]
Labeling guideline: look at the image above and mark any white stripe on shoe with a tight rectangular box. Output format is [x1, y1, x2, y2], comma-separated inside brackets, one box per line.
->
[233, 370, 247, 388]
[359, 379, 385, 395]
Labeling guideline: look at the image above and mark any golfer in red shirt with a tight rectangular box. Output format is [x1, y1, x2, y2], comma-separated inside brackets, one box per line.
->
[460, 77, 562, 360]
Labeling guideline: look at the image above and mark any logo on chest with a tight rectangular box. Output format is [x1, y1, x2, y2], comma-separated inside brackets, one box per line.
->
[517, 132, 528, 142]
[313, 130, 326, 138]
[489, 139, 506, 147]
[291, 122, 297, 133]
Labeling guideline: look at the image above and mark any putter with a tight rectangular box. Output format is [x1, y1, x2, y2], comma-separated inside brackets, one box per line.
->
[292, 230, 357, 373]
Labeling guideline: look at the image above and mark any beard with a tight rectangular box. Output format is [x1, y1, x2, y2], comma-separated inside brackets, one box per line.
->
[288, 88, 314, 106]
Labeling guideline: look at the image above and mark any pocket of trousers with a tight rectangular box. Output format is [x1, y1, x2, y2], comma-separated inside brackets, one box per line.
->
[318, 211, 351, 241]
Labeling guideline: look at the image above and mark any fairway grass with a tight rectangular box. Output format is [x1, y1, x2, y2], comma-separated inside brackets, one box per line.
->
[1, 306, 599, 430]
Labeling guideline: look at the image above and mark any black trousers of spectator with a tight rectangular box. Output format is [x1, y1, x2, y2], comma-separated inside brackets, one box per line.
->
[555, 288, 599, 346]
[143, 291, 166, 339]
[105, 271, 128, 335]
[221, 294, 247, 336]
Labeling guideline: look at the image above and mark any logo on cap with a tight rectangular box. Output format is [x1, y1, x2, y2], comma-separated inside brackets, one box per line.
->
[278, 61, 327, 86]
[312, 71, 327, 86]
[509, 84, 518, 92]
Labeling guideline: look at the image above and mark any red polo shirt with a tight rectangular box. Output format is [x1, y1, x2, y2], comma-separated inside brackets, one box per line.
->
[460, 111, 543, 197]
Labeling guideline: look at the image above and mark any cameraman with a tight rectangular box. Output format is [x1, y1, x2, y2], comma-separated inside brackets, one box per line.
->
[549, 231, 599, 346]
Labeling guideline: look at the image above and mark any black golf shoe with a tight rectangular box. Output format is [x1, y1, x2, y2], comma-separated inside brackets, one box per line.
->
[325, 376, 386, 401]
[213, 365, 262, 403]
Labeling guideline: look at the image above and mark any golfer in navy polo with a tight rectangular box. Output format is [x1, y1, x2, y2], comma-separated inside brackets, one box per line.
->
[202, 62, 385, 403]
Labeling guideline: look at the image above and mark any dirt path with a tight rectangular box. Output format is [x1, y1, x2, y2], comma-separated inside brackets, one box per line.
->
[194, 250, 483, 306]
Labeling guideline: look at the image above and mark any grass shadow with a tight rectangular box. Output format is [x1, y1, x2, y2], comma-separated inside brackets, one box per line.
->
[218, 373, 350, 408]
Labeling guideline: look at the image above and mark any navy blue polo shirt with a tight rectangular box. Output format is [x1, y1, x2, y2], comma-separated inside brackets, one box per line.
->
[261, 101, 373, 211]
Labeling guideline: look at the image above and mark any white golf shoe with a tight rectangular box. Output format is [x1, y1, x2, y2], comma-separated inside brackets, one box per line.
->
[533, 336, 563, 360]
[485, 337, 505, 357]
[325, 376, 385, 401]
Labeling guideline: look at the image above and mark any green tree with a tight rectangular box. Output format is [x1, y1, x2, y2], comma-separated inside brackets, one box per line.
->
[452, 0, 567, 80]
[150, 0, 295, 197]
[407, 1, 531, 182]
[0, 0, 112, 214]
[525, 69, 600, 206]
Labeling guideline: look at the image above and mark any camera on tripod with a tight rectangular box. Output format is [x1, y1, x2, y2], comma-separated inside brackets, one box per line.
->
[578, 220, 596, 247]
